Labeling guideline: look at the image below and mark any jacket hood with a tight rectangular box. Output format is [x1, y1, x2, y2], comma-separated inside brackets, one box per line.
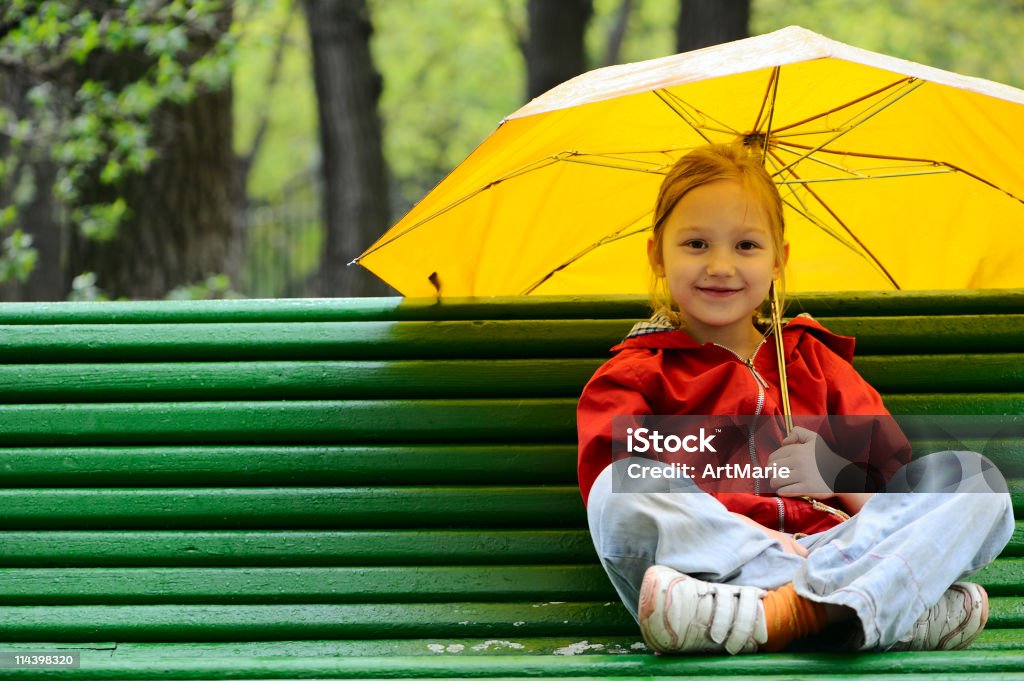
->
[610, 313, 856, 363]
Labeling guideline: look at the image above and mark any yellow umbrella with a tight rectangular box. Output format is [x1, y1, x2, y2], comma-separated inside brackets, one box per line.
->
[356, 26, 1024, 299]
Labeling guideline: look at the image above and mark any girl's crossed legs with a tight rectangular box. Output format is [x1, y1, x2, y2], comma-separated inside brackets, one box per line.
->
[587, 451, 1013, 651]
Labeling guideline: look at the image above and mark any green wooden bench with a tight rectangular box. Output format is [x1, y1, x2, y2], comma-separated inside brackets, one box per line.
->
[0, 290, 1020, 679]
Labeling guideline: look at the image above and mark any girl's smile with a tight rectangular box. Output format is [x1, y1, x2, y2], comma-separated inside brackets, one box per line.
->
[697, 286, 744, 297]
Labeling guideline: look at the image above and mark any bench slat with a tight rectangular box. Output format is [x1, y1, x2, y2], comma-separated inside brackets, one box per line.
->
[815, 316, 1024, 354]
[0, 602, 637, 641]
[0, 397, 1018, 446]
[0, 321, 632, 362]
[0, 360, 604, 402]
[0, 524, 1019, 566]
[970, 559, 1024, 596]
[1, 486, 1020, 529]
[0, 445, 579, 486]
[856, 355, 1024, 393]
[0, 400, 576, 445]
[0, 599, 1015, 642]
[0, 487, 588, 529]
[0, 315, 1019, 362]
[0, 633, 1015, 659]
[0, 355, 1019, 402]
[0, 529, 601, 567]
[0, 645, 1022, 678]
[0, 632, 1013, 656]
[1, 562, 1018, 604]
[0, 566, 617, 604]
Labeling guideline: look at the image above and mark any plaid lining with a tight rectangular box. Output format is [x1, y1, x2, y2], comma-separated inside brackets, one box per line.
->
[625, 309, 677, 340]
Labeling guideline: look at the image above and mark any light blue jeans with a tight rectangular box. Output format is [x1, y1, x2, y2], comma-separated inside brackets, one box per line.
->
[587, 451, 1014, 650]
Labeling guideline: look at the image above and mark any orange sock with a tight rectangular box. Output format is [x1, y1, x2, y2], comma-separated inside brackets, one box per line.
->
[761, 583, 828, 652]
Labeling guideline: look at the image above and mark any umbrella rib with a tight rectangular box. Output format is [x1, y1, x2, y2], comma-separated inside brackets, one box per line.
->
[771, 141, 870, 179]
[775, 169, 955, 185]
[782, 198, 860, 251]
[770, 128, 859, 139]
[780, 195, 865, 253]
[771, 77, 917, 134]
[654, 89, 743, 142]
[653, 90, 713, 144]
[768, 148, 900, 289]
[771, 79, 925, 180]
[764, 149, 862, 252]
[761, 69, 781, 166]
[355, 156, 563, 259]
[764, 150, 820, 221]
[359, 148, 685, 261]
[773, 140, 949, 182]
[561, 153, 673, 173]
[752, 67, 781, 139]
[520, 221, 652, 295]
[781, 143, 1024, 205]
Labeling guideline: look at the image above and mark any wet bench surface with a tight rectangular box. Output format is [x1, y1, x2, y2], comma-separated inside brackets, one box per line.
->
[0, 290, 1020, 679]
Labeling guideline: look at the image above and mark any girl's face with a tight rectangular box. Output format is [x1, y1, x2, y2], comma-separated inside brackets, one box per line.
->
[648, 179, 787, 348]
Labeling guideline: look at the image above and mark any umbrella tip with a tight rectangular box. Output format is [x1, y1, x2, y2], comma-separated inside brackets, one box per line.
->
[428, 272, 442, 301]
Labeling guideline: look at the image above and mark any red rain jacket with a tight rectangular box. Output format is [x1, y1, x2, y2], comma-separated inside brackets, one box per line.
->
[577, 315, 910, 535]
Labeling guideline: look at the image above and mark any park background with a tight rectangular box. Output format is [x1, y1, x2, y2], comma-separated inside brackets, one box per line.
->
[1, 0, 1021, 302]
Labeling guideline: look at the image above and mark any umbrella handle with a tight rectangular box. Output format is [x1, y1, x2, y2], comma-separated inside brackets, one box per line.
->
[770, 281, 793, 435]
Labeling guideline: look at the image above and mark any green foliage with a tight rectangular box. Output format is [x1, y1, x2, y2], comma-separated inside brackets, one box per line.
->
[231, 0, 321, 296]
[166, 273, 241, 299]
[232, 0, 317, 198]
[752, 0, 1024, 89]
[0, 0, 235, 287]
[70, 269, 240, 301]
[67, 271, 109, 301]
[370, 0, 526, 214]
[0, 228, 37, 283]
[586, 0, 676, 66]
[73, 198, 129, 241]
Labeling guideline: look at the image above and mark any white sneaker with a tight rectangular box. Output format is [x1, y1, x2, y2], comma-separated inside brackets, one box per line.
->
[638, 565, 768, 655]
[889, 582, 989, 651]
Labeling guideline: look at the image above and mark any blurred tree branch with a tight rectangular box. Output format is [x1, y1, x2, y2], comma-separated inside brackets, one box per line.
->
[603, 0, 635, 66]
[239, 0, 296, 184]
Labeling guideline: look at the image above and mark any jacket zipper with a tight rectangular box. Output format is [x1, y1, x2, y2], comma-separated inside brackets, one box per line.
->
[714, 337, 770, 495]
[714, 335, 852, 530]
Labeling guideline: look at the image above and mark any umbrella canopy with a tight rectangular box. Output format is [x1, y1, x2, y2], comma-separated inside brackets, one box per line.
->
[356, 26, 1024, 298]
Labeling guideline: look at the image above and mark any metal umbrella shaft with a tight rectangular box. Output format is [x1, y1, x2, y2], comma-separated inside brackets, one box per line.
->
[770, 281, 793, 436]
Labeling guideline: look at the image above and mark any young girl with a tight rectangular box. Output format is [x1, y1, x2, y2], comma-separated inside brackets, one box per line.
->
[576, 143, 1013, 654]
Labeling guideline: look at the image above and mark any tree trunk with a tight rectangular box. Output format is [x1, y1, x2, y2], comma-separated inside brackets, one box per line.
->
[303, 0, 391, 297]
[525, 0, 594, 101]
[66, 6, 237, 299]
[67, 86, 236, 298]
[675, 0, 750, 53]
